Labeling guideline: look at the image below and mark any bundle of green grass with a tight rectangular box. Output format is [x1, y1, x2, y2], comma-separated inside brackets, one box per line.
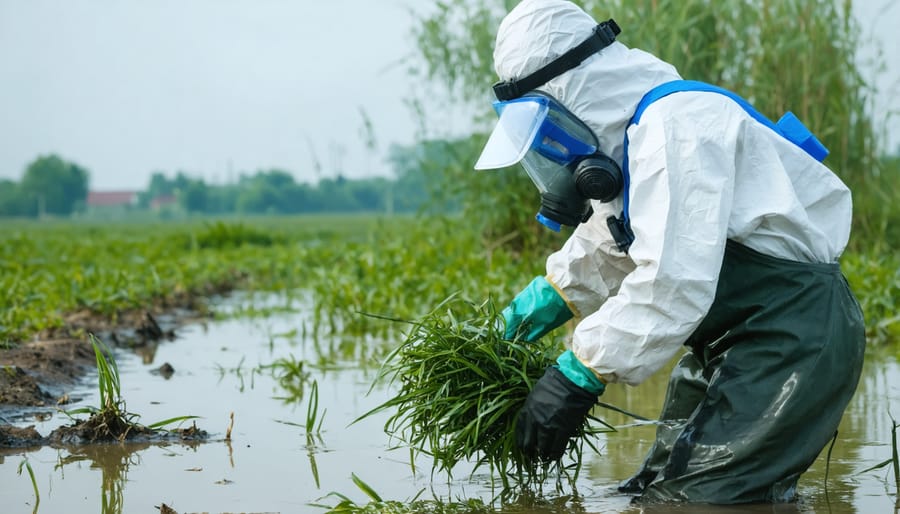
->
[360, 294, 610, 491]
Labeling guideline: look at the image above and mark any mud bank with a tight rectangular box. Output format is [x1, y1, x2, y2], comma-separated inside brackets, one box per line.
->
[0, 306, 209, 446]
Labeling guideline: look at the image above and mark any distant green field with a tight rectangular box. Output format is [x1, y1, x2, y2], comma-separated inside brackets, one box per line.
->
[0, 214, 527, 346]
[1, 213, 895, 348]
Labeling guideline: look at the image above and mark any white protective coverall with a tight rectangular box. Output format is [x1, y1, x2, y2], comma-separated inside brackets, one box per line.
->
[494, 0, 851, 385]
[494, 0, 866, 504]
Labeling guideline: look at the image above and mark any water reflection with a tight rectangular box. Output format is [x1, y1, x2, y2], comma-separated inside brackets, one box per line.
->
[0, 306, 898, 513]
[51, 440, 200, 514]
[306, 432, 323, 489]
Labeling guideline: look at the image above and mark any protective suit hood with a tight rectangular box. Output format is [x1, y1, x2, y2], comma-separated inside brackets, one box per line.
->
[493, 0, 682, 166]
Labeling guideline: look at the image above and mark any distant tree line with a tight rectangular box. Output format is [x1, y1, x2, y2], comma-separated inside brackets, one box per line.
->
[136, 168, 416, 216]
[0, 142, 464, 218]
[0, 155, 89, 217]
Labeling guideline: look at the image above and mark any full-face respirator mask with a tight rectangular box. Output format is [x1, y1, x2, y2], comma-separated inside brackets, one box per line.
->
[474, 20, 623, 232]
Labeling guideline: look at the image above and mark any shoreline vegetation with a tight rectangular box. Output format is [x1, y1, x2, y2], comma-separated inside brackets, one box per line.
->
[1, 213, 896, 415]
[0, 215, 520, 415]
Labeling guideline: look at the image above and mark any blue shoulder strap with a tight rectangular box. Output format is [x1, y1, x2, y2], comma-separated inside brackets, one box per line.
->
[611, 79, 829, 253]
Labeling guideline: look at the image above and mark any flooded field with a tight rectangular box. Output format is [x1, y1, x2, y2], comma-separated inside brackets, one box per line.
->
[1, 295, 898, 513]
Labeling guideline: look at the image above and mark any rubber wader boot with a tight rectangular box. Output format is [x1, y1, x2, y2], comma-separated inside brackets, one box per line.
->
[620, 240, 866, 504]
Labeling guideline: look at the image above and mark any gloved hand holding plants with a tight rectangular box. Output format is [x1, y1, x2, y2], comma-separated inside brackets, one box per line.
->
[358, 293, 611, 492]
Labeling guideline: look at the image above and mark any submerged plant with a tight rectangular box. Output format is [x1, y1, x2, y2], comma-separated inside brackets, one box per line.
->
[357, 294, 611, 493]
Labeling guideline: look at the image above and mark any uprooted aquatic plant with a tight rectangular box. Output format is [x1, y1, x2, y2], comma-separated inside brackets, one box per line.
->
[55, 334, 204, 443]
[356, 294, 612, 494]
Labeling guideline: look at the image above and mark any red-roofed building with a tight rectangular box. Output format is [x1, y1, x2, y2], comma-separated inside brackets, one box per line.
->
[85, 191, 139, 218]
[149, 194, 177, 210]
[86, 191, 138, 208]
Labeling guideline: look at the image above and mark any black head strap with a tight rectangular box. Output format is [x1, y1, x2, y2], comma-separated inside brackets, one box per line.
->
[492, 19, 620, 101]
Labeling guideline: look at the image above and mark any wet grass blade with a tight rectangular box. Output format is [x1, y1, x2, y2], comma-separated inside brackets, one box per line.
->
[17, 458, 39, 509]
[306, 380, 325, 435]
[90, 334, 121, 412]
[893, 418, 899, 494]
[858, 458, 893, 475]
[350, 473, 383, 503]
[147, 415, 203, 430]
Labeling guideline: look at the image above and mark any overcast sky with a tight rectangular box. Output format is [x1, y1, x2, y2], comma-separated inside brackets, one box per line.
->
[0, 0, 437, 190]
[0, 1, 897, 191]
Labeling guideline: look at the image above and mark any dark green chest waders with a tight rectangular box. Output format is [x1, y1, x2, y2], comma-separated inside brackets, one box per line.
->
[619, 240, 866, 504]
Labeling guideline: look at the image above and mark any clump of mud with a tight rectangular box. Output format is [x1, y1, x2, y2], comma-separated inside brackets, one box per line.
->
[53, 412, 146, 444]
[0, 366, 54, 406]
[0, 424, 44, 447]
[0, 414, 208, 448]
[52, 409, 208, 445]
[1, 304, 215, 452]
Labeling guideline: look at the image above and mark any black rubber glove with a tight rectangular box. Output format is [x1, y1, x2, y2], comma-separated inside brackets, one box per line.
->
[515, 365, 598, 461]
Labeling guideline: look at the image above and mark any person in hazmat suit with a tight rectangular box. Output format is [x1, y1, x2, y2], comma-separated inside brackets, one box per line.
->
[474, 0, 867, 504]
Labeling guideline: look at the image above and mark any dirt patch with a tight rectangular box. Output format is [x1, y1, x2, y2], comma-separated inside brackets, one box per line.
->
[0, 424, 44, 447]
[0, 304, 213, 445]
[52, 413, 207, 444]
[0, 417, 209, 454]
[0, 338, 95, 407]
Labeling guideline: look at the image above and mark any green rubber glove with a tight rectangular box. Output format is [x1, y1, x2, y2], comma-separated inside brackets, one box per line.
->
[556, 349, 605, 395]
[502, 276, 573, 342]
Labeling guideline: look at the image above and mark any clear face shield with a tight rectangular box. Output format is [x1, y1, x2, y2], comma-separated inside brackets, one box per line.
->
[475, 92, 622, 231]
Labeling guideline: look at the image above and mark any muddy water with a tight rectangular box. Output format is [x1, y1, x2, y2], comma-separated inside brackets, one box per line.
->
[1, 302, 898, 513]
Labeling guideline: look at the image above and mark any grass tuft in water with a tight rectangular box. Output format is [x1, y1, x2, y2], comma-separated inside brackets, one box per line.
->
[55, 334, 204, 443]
[357, 294, 611, 493]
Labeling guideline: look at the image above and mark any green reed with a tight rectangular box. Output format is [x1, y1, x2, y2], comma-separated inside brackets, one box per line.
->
[17, 457, 39, 512]
[306, 379, 325, 435]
